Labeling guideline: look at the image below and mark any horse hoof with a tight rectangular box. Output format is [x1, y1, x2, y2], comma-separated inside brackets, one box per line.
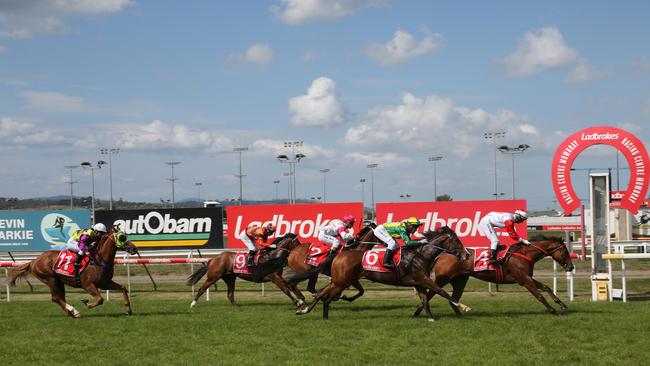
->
[295, 307, 308, 315]
[80, 299, 89, 305]
[126, 310, 132, 316]
[190, 300, 197, 309]
[459, 304, 471, 313]
[296, 299, 305, 308]
[73, 312, 82, 318]
[427, 318, 435, 323]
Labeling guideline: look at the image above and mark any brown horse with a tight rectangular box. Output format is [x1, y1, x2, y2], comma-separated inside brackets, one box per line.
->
[414, 236, 576, 317]
[9, 227, 138, 318]
[283, 224, 379, 304]
[297, 226, 471, 321]
[187, 233, 305, 308]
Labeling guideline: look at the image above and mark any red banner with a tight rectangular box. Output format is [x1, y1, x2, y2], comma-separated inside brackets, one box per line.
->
[225, 203, 363, 249]
[376, 200, 527, 248]
[551, 126, 649, 215]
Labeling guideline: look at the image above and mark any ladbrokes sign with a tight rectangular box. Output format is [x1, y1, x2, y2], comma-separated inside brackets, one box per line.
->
[376, 200, 527, 248]
[226, 203, 363, 249]
[551, 126, 649, 215]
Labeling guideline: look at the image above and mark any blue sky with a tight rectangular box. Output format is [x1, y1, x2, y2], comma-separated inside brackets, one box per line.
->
[0, 0, 648, 210]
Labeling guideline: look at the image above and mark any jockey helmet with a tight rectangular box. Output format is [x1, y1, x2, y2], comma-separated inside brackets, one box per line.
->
[404, 217, 422, 226]
[92, 223, 108, 233]
[514, 210, 528, 221]
[342, 215, 356, 224]
[266, 223, 276, 233]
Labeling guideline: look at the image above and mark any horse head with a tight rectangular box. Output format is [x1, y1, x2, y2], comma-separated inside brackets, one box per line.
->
[422, 226, 466, 260]
[530, 236, 574, 272]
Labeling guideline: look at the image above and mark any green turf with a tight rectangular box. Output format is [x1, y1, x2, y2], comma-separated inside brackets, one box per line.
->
[1, 288, 649, 366]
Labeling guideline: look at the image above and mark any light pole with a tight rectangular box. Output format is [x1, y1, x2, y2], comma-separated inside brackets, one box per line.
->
[428, 156, 443, 201]
[360, 178, 366, 206]
[278, 141, 306, 204]
[64, 165, 79, 209]
[273, 180, 280, 201]
[484, 132, 506, 200]
[165, 161, 181, 208]
[233, 147, 248, 205]
[319, 169, 330, 203]
[81, 160, 106, 224]
[99, 148, 119, 210]
[283, 172, 292, 203]
[366, 163, 378, 216]
[497, 144, 530, 199]
[195, 182, 202, 202]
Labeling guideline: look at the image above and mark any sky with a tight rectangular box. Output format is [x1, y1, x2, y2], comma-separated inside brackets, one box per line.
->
[0, 0, 648, 211]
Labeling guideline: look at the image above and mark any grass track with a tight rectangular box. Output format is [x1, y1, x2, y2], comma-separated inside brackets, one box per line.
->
[1, 290, 649, 366]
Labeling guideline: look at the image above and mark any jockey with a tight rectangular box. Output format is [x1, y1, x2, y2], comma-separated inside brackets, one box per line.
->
[240, 223, 277, 268]
[478, 210, 530, 266]
[66, 223, 109, 271]
[372, 217, 427, 269]
[317, 215, 356, 262]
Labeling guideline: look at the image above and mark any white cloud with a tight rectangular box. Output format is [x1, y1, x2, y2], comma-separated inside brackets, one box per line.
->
[342, 93, 538, 158]
[364, 27, 443, 66]
[344, 152, 412, 168]
[111, 120, 235, 153]
[289, 77, 348, 127]
[0, 117, 65, 145]
[0, 0, 132, 38]
[18, 91, 93, 112]
[499, 27, 579, 77]
[226, 43, 274, 66]
[302, 50, 318, 61]
[272, 0, 386, 25]
[565, 59, 606, 83]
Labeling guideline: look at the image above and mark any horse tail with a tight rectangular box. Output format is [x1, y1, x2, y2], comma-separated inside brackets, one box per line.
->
[186, 266, 208, 286]
[8, 262, 32, 286]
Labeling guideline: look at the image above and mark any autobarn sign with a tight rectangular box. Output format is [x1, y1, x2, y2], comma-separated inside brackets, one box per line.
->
[96, 208, 224, 250]
[376, 200, 527, 248]
[226, 203, 363, 249]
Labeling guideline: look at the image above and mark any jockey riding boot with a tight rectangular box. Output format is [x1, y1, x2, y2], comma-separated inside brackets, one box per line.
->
[246, 250, 257, 268]
[383, 249, 395, 269]
[488, 249, 501, 266]
[73, 252, 85, 281]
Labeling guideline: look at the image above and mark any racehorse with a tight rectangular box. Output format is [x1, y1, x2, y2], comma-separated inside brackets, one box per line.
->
[297, 226, 471, 321]
[9, 227, 138, 318]
[283, 224, 378, 304]
[413, 235, 576, 317]
[186, 233, 304, 308]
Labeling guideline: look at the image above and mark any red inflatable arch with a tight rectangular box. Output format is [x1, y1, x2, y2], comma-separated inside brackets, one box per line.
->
[551, 126, 649, 215]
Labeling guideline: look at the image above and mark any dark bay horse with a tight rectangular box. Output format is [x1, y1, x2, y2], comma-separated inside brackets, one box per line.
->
[414, 236, 576, 316]
[284, 224, 378, 304]
[9, 228, 138, 318]
[187, 234, 305, 308]
[297, 226, 471, 321]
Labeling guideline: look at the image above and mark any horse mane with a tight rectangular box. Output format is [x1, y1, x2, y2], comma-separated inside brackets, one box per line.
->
[272, 232, 297, 244]
[355, 223, 376, 239]
[529, 234, 564, 244]
[422, 225, 454, 240]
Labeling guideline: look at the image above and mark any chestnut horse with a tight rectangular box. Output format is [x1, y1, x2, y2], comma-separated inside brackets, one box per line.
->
[297, 226, 471, 321]
[187, 233, 305, 308]
[414, 236, 576, 317]
[9, 227, 138, 318]
[284, 224, 379, 304]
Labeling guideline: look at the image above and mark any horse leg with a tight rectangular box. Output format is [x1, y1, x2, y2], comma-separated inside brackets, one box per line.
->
[79, 283, 104, 310]
[532, 278, 567, 312]
[219, 274, 236, 305]
[48, 278, 81, 318]
[340, 279, 364, 302]
[447, 275, 469, 316]
[307, 275, 318, 295]
[519, 276, 560, 315]
[297, 283, 331, 315]
[287, 281, 306, 307]
[191, 269, 223, 308]
[418, 276, 471, 313]
[323, 297, 331, 320]
[268, 274, 301, 307]
[102, 280, 132, 315]
[413, 286, 436, 321]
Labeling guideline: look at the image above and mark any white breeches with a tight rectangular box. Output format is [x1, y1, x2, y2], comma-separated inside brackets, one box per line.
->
[66, 238, 80, 252]
[318, 231, 340, 250]
[479, 221, 500, 250]
[239, 232, 258, 251]
[372, 225, 399, 250]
